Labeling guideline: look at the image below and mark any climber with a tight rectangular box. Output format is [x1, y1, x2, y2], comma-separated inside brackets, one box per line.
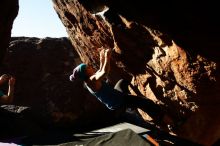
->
[69, 48, 173, 129]
[0, 74, 16, 104]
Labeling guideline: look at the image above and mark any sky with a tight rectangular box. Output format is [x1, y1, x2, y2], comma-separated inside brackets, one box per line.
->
[12, 0, 68, 38]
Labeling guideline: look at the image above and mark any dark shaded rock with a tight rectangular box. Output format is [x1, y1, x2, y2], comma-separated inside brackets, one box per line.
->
[0, 0, 18, 65]
[0, 105, 43, 141]
[1, 37, 116, 140]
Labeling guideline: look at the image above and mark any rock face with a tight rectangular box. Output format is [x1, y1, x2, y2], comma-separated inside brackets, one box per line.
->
[0, 0, 18, 65]
[1, 0, 219, 145]
[2, 37, 113, 136]
[52, 0, 220, 145]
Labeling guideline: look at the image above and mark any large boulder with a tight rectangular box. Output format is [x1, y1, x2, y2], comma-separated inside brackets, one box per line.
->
[52, 0, 220, 145]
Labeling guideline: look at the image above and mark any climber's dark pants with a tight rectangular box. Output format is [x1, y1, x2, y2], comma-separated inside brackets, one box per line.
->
[114, 79, 163, 121]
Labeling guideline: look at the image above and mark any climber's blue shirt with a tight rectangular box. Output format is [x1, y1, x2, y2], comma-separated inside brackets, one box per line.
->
[0, 90, 4, 97]
[85, 81, 125, 110]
